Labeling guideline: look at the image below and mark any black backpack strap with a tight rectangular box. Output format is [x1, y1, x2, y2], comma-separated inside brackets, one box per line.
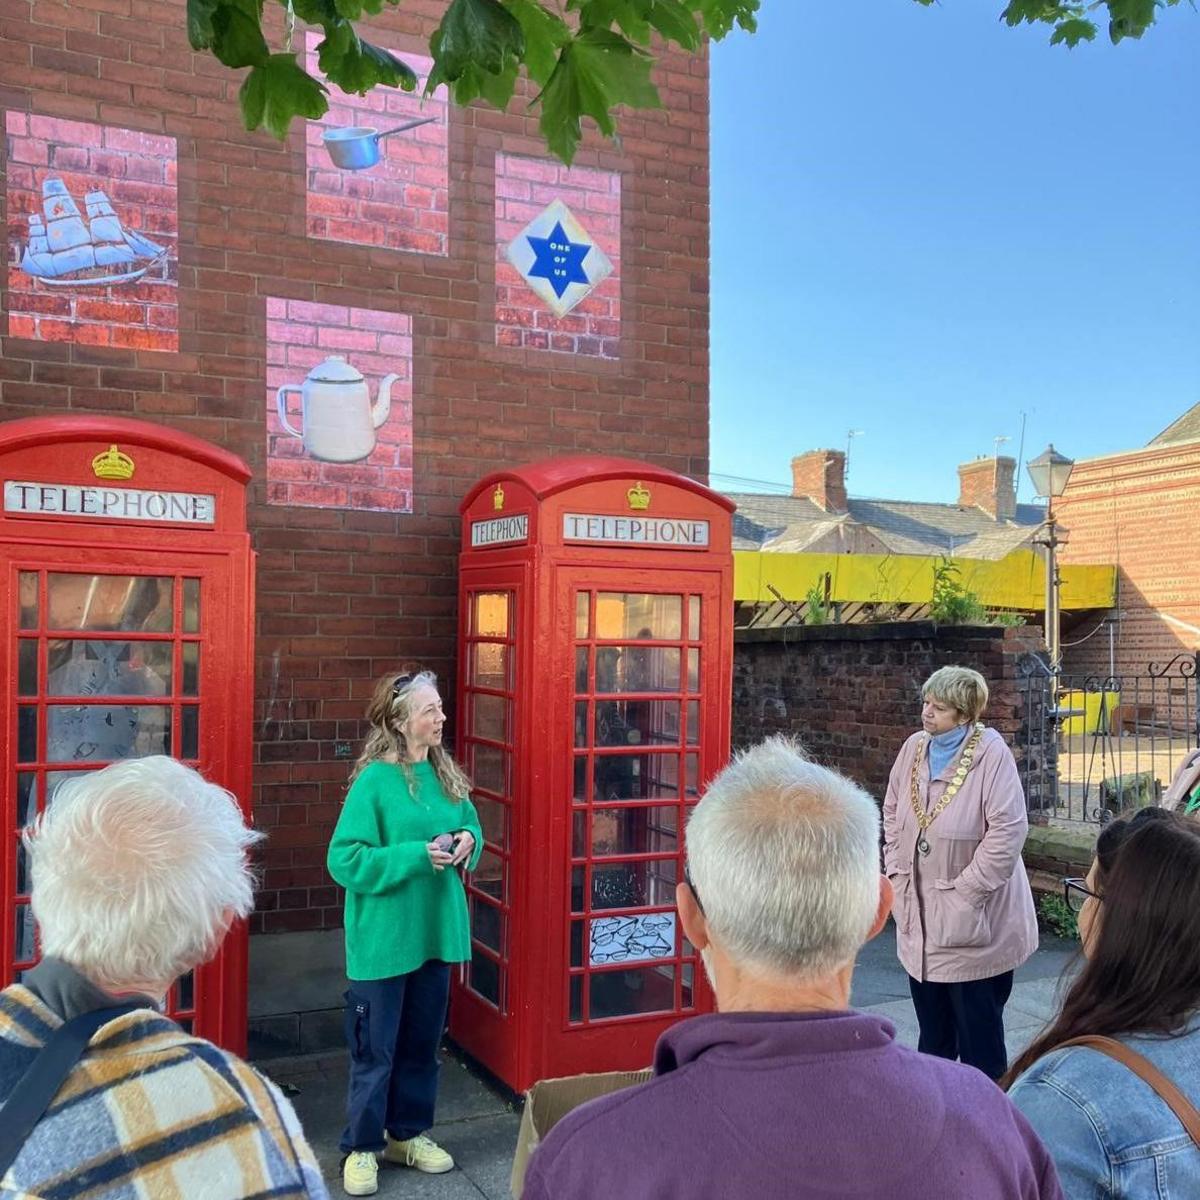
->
[0, 1003, 141, 1179]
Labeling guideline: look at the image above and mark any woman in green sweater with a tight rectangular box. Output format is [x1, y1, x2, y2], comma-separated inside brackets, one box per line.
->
[328, 670, 483, 1197]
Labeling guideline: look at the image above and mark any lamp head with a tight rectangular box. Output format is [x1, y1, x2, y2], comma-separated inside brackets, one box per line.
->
[1027, 443, 1074, 499]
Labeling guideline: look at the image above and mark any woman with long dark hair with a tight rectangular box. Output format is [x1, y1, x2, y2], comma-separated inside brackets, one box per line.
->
[1006, 808, 1200, 1198]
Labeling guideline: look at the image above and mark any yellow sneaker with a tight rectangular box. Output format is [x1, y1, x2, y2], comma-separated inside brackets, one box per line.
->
[382, 1133, 454, 1174]
[342, 1150, 379, 1196]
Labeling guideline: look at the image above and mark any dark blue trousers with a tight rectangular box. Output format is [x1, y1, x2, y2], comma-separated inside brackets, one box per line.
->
[340, 960, 451, 1153]
[907, 970, 1014, 1081]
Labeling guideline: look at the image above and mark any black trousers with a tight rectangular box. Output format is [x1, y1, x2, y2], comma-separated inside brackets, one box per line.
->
[907, 970, 1014, 1080]
[339, 960, 451, 1153]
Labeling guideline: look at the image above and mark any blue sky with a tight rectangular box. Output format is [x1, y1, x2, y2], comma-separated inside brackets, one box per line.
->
[709, 2, 1199, 504]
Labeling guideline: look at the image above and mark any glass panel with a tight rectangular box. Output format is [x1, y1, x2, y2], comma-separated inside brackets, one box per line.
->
[685, 753, 700, 798]
[16, 841, 29, 896]
[573, 755, 587, 802]
[574, 702, 589, 748]
[182, 643, 200, 696]
[472, 744, 506, 795]
[595, 593, 681, 641]
[471, 897, 504, 954]
[15, 904, 36, 963]
[575, 592, 590, 639]
[18, 706, 37, 762]
[592, 806, 678, 857]
[686, 701, 700, 746]
[17, 773, 38, 827]
[471, 848, 505, 901]
[688, 596, 700, 641]
[687, 648, 699, 692]
[474, 797, 507, 848]
[46, 769, 98, 807]
[47, 640, 172, 696]
[471, 641, 508, 690]
[571, 920, 584, 968]
[575, 647, 588, 692]
[569, 975, 583, 1023]
[47, 705, 170, 762]
[572, 809, 586, 858]
[176, 1018, 194, 1035]
[596, 647, 681, 695]
[181, 706, 199, 760]
[571, 865, 584, 913]
[177, 971, 195, 1011]
[18, 640, 37, 696]
[183, 578, 201, 633]
[47, 574, 172, 632]
[471, 693, 507, 742]
[648, 857, 678, 905]
[470, 950, 501, 1006]
[682, 962, 695, 1008]
[590, 965, 676, 1019]
[594, 753, 682, 802]
[473, 592, 509, 638]
[596, 699, 679, 748]
[589, 912, 675, 965]
[19, 572, 38, 629]
[591, 863, 646, 910]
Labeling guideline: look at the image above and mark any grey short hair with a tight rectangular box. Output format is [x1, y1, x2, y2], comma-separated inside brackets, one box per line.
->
[25, 757, 262, 990]
[922, 665, 989, 722]
[685, 736, 881, 979]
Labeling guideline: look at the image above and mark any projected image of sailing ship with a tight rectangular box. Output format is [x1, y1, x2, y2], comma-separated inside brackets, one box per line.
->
[20, 177, 168, 287]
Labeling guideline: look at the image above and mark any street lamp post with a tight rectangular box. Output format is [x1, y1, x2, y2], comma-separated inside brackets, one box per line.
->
[1027, 444, 1075, 689]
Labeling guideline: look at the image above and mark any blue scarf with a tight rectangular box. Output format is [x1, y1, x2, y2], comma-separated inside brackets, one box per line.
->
[928, 723, 971, 778]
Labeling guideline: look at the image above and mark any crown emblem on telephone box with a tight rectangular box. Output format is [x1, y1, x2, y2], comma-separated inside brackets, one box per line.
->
[627, 481, 651, 511]
[493, 483, 505, 511]
[92, 444, 135, 480]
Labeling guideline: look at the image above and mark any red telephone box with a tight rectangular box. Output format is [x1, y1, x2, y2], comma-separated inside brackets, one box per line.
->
[450, 456, 734, 1092]
[0, 416, 255, 1053]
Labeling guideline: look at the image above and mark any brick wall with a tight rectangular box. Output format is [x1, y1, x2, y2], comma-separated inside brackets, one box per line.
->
[732, 622, 1048, 807]
[1057, 441, 1200, 677]
[0, 0, 711, 933]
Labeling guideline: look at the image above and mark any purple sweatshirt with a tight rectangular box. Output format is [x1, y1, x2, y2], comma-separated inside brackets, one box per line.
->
[522, 1010, 1063, 1200]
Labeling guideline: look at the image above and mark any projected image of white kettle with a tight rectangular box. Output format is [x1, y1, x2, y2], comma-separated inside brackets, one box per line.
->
[275, 355, 400, 463]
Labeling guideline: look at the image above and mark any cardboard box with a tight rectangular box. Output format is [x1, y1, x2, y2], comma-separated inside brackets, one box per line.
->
[510, 1067, 653, 1197]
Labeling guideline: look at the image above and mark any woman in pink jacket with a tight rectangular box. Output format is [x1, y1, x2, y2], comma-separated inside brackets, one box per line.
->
[883, 665, 1038, 1079]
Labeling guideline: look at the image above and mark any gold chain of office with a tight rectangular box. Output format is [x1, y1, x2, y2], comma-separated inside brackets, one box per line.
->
[909, 722, 985, 852]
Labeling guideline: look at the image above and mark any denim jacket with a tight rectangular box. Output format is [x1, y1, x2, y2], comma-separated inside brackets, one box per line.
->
[1009, 1021, 1200, 1199]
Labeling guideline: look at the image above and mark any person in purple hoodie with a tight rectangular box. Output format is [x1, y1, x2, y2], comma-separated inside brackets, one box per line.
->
[522, 736, 1063, 1200]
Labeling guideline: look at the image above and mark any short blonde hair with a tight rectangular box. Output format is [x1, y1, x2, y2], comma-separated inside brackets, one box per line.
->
[922, 666, 988, 722]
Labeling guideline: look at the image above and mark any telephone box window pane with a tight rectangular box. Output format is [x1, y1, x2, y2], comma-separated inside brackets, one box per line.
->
[571, 866, 584, 913]
[574, 702, 589, 749]
[19, 572, 38, 629]
[182, 643, 200, 696]
[595, 594, 681, 641]
[686, 701, 700, 746]
[591, 863, 646, 910]
[596, 753, 680, 802]
[473, 593, 509, 638]
[471, 897, 503, 954]
[594, 646, 680, 694]
[17, 841, 29, 896]
[687, 649, 699, 692]
[469, 950, 501, 1006]
[589, 912, 675, 966]
[572, 810, 586, 858]
[685, 754, 700, 798]
[176, 1018, 194, 1034]
[17, 773, 38, 827]
[596, 700, 679, 748]
[575, 647, 588, 692]
[47, 640, 173, 696]
[688, 596, 701, 641]
[46, 769, 98, 808]
[18, 640, 37, 696]
[474, 797, 508, 848]
[573, 756, 588, 802]
[570, 920, 584, 968]
[471, 642, 508, 690]
[47, 574, 172, 632]
[472, 744, 506, 794]
[569, 975, 583, 1023]
[183, 579, 201, 633]
[682, 962, 695, 1008]
[648, 859, 678, 905]
[592, 806, 678, 857]
[181, 706, 200, 760]
[575, 592, 590, 639]
[471, 848, 505, 901]
[590, 965, 676, 1019]
[15, 904, 35, 963]
[47, 705, 170, 762]
[177, 971, 195, 1011]
[18, 706, 37, 763]
[471, 693, 507, 742]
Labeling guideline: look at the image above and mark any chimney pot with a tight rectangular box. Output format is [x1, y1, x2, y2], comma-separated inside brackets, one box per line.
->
[791, 449, 847, 513]
[958, 455, 1016, 520]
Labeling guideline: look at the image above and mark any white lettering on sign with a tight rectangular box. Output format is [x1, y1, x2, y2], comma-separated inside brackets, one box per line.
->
[4, 481, 216, 525]
[562, 512, 710, 548]
[470, 513, 529, 548]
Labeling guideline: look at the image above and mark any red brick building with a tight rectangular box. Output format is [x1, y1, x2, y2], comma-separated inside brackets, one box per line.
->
[1, 0, 710, 967]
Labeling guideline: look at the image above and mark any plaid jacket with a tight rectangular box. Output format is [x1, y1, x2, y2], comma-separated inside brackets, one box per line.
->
[0, 985, 328, 1200]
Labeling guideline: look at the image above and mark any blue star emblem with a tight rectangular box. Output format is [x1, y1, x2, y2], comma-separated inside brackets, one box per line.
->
[525, 221, 591, 299]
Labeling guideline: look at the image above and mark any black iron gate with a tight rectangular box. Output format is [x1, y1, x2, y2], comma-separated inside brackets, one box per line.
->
[1018, 653, 1200, 824]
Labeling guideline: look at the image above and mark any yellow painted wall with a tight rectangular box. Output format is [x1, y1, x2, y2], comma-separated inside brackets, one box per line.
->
[733, 548, 1115, 612]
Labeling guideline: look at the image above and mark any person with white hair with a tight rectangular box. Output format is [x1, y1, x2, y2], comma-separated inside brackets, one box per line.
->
[522, 736, 1063, 1200]
[0, 756, 328, 1199]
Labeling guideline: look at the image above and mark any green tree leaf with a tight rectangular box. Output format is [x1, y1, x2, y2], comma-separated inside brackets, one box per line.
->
[505, 0, 570, 83]
[187, 0, 219, 48]
[240, 52, 329, 138]
[692, 0, 759, 38]
[211, 0, 270, 69]
[427, 0, 525, 86]
[1049, 16, 1097, 44]
[318, 21, 417, 94]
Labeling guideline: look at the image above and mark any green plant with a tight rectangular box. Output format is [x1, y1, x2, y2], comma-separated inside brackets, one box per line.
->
[1037, 893, 1079, 940]
[989, 610, 1027, 628]
[929, 557, 987, 625]
[803, 582, 830, 626]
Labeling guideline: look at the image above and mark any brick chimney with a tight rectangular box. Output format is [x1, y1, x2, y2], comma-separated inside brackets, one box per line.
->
[791, 449, 847, 513]
[957, 455, 1017, 521]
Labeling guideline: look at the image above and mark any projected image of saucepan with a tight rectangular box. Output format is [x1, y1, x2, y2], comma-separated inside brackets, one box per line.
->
[322, 116, 438, 169]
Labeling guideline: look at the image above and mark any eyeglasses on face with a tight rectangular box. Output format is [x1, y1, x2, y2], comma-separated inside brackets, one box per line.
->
[1063, 877, 1101, 914]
